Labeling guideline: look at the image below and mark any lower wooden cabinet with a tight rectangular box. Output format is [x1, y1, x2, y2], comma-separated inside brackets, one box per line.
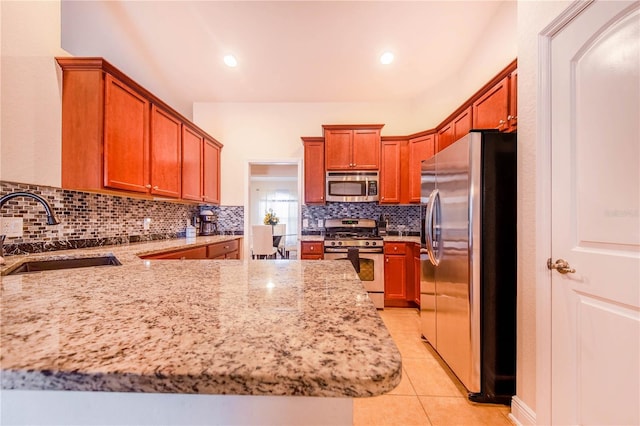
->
[141, 239, 240, 260]
[207, 239, 239, 259]
[412, 243, 421, 305]
[300, 241, 324, 260]
[384, 242, 420, 308]
[144, 246, 207, 260]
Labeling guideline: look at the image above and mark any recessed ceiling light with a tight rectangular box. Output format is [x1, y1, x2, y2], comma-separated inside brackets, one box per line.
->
[380, 52, 394, 65]
[223, 54, 237, 68]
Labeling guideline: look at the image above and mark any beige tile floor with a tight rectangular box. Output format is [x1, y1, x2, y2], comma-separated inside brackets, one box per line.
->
[354, 308, 514, 426]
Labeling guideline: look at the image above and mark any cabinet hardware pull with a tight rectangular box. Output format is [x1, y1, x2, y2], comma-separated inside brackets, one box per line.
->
[145, 184, 151, 189]
[153, 186, 159, 190]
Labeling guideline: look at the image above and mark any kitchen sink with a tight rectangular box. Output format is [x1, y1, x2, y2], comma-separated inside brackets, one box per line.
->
[4, 255, 122, 275]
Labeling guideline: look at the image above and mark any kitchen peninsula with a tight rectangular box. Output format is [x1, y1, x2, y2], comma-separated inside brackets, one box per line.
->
[0, 236, 401, 425]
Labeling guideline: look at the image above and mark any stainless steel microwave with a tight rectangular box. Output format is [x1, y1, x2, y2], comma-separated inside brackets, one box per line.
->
[326, 171, 379, 202]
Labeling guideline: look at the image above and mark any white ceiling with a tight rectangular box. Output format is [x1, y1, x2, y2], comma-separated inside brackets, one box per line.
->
[61, 1, 509, 117]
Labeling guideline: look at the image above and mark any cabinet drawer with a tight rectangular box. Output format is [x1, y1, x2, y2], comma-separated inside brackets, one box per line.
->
[384, 242, 406, 255]
[207, 239, 239, 258]
[146, 246, 207, 259]
[301, 241, 324, 259]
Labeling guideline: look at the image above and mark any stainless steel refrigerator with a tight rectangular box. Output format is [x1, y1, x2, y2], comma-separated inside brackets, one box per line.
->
[420, 130, 516, 404]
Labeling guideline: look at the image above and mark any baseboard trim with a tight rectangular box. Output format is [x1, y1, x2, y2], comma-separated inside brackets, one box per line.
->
[509, 396, 536, 425]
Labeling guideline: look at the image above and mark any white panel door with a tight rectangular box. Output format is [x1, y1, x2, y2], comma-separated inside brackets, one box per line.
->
[550, 1, 640, 425]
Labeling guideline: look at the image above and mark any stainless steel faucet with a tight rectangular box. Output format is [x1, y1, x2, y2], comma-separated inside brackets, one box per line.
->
[0, 191, 60, 262]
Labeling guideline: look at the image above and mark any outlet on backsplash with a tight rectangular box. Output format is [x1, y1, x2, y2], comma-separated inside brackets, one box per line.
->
[143, 218, 152, 230]
[1, 218, 23, 238]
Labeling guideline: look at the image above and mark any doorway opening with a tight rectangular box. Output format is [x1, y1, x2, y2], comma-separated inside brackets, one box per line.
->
[245, 161, 301, 259]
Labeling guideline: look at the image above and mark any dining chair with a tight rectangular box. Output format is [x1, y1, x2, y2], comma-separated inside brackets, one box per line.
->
[251, 225, 277, 259]
[272, 223, 288, 258]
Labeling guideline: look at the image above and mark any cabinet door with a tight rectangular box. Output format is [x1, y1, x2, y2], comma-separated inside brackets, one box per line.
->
[302, 138, 325, 204]
[436, 122, 454, 153]
[150, 105, 181, 198]
[144, 246, 207, 259]
[352, 129, 380, 169]
[325, 129, 353, 170]
[203, 138, 221, 204]
[207, 239, 239, 259]
[380, 140, 401, 204]
[413, 244, 421, 305]
[103, 74, 150, 193]
[409, 133, 435, 203]
[300, 241, 324, 259]
[181, 126, 203, 202]
[473, 76, 509, 131]
[384, 254, 407, 301]
[453, 106, 473, 141]
[507, 69, 518, 132]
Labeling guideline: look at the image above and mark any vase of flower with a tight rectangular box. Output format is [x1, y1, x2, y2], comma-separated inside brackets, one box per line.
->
[263, 209, 279, 226]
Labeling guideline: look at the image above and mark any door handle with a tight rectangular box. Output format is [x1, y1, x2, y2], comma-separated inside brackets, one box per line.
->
[547, 258, 576, 274]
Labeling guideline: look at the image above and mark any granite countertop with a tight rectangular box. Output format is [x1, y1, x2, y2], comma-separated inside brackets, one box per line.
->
[0, 236, 402, 398]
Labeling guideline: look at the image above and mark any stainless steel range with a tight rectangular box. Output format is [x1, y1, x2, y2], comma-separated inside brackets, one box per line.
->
[323, 218, 384, 309]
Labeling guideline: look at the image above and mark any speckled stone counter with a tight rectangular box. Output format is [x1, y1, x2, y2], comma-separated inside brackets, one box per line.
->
[0, 237, 401, 399]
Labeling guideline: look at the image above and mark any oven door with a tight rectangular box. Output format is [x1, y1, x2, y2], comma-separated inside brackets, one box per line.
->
[324, 251, 384, 309]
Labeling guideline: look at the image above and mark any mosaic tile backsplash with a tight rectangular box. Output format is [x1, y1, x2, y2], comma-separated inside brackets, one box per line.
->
[0, 181, 243, 256]
[301, 203, 422, 235]
[0, 181, 421, 256]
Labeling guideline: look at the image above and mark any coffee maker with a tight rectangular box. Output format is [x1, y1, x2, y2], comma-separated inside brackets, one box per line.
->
[199, 210, 218, 236]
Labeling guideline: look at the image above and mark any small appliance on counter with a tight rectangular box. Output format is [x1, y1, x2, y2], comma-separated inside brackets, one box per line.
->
[199, 210, 218, 236]
[377, 214, 388, 236]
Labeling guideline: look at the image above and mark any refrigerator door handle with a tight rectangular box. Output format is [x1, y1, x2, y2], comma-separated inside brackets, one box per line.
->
[425, 189, 441, 266]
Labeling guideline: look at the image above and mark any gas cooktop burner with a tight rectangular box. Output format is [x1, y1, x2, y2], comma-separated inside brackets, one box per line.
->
[324, 234, 382, 240]
[323, 217, 383, 250]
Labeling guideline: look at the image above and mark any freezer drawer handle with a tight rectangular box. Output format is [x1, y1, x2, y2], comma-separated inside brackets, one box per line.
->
[547, 258, 576, 274]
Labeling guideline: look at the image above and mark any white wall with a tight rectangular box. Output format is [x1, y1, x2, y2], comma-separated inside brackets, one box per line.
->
[0, 0, 68, 186]
[409, 0, 517, 134]
[514, 0, 572, 423]
[193, 101, 413, 206]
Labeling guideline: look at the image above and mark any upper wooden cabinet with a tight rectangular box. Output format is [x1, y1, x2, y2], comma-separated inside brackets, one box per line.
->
[181, 126, 223, 204]
[301, 137, 325, 204]
[56, 57, 222, 203]
[437, 106, 472, 152]
[181, 126, 203, 202]
[472, 75, 513, 132]
[203, 138, 221, 204]
[323, 124, 383, 170]
[380, 139, 403, 204]
[408, 132, 435, 203]
[150, 105, 182, 198]
[103, 74, 150, 193]
[472, 65, 517, 133]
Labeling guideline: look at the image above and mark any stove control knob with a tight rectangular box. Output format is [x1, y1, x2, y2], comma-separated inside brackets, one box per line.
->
[372, 241, 377, 246]
[365, 241, 370, 246]
[331, 241, 336, 246]
[338, 241, 343, 246]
